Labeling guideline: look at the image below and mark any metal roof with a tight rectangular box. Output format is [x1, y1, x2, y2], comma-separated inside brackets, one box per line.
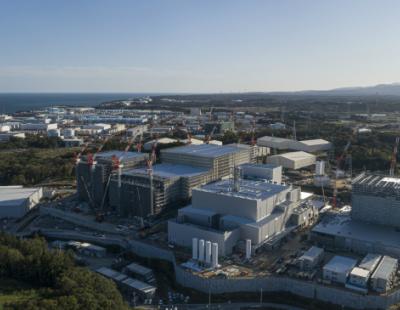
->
[161, 144, 246, 158]
[299, 139, 331, 146]
[359, 253, 382, 272]
[123, 163, 210, 179]
[372, 256, 398, 280]
[121, 277, 156, 292]
[0, 186, 41, 207]
[96, 150, 147, 161]
[197, 179, 289, 201]
[125, 262, 153, 276]
[323, 255, 357, 273]
[300, 246, 324, 261]
[269, 151, 315, 161]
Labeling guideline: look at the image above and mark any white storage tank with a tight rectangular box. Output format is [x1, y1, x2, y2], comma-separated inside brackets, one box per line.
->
[192, 238, 198, 260]
[246, 239, 252, 259]
[205, 241, 212, 264]
[316, 161, 325, 176]
[211, 243, 218, 268]
[198, 239, 205, 262]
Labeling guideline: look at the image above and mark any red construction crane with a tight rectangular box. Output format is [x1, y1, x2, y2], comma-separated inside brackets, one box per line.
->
[389, 137, 400, 176]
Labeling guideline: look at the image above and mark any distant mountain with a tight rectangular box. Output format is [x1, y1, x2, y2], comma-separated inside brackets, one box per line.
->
[296, 83, 400, 96]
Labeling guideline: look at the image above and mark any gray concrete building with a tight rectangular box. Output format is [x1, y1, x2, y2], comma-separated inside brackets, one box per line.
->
[371, 255, 398, 293]
[352, 173, 400, 229]
[76, 151, 148, 209]
[0, 186, 43, 218]
[168, 177, 303, 256]
[109, 163, 211, 217]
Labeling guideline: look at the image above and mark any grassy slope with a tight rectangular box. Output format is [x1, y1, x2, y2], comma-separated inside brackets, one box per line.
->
[0, 278, 40, 309]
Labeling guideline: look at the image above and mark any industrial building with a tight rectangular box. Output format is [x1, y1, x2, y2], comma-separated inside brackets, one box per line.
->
[161, 144, 256, 180]
[96, 267, 156, 299]
[323, 255, 357, 284]
[168, 173, 305, 256]
[109, 163, 211, 217]
[311, 213, 400, 258]
[204, 121, 235, 134]
[352, 174, 400, 229]
[267, 151, 316, 170]
[298, 246, 324, 271]
[76, 151, 148, 209]
[371, 256, 398, 293]
[124, 262, 156, 284]
[0, 186, 43, 218]
[240, 163, 282, 183]
[66, 241, 107, 258]
[257, 136, 332, 153]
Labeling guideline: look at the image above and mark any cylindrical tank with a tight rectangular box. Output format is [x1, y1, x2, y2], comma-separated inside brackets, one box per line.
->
[211, 243, 218, 268]
[205, 241, 212, 264]
[198, 239, 205, 262]
[315, 161, 325, 176]
[246, 239, 252, 259]
[192, 238, 198, 260]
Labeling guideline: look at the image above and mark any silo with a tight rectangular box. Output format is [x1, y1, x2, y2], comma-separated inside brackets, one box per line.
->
[246, 239, 252, 259]
[211, 243, 218, 268]
[205, 241, 212, 264]
[192, 238, 198, 260]
[198, 239, 205, 262]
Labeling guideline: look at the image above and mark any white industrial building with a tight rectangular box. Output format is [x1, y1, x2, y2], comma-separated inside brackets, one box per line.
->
[371, 256, 398, 293]
[298, 246, 324, 271]
[257, 136, 331, 153]
[0, 186, 43, 218]
[323, 255, 357, 284]
[168, 174, 304, 256]
[267, 151, 316, 170]
[240, 163, 282, 184]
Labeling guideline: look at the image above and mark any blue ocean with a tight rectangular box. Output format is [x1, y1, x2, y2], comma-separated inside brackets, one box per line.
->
[0, 93, 159, 113]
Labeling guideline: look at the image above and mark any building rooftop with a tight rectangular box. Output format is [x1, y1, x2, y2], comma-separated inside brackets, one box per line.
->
[125, 262, 153, 276]
[353, 173, 400, 190]
[300, 246, 324, 261]
[372, 256, 398, 280]
[257, 136, 292, 143]
[299, 139, 331, 146]
[197, 179, 289, 201]
[359, 254, 382, 272]
[95, 150, 147, 162]
[96, 267, 128, 282]
[324, 255, 357, 273]
[269, 151, 315, 161]
[161, 144, 246, 158]
[0, 186, 41, 207]
[123, 163, 210, 179]
[350, 267, 370, 278]
[121, 277, 156, 292]
[240, 163, 280, 169]
[312, 213, 400, 250]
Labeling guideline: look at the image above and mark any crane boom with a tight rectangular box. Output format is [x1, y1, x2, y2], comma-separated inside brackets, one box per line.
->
[390, 137, 399, 176]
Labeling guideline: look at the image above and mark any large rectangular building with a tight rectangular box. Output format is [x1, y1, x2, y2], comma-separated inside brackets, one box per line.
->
[109, 163, 211, 217]
[168, 176, 302, 256]
[0, 186, 43, 218]
[76, 151, 148, 208]
[257, 136, 331, 153]
[267, 151, 316, 170]
[161, 144, 255, 180]
[352, 174, 400, 229]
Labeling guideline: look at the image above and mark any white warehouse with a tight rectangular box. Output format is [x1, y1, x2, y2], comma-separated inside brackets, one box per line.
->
[0, 186, 43, 218]
[267, 151, 316, 170]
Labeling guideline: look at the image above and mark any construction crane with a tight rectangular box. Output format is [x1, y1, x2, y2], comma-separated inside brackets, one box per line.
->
[204, 125, 218, 144]
[389, 137, 400, 176]
[332, 140, 352, 209]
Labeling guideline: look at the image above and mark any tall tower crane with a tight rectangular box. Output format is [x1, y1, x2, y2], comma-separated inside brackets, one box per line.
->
[389, 137, 400, 177]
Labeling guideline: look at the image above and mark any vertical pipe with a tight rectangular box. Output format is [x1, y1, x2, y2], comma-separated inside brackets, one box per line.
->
[205, 241, 212, 264]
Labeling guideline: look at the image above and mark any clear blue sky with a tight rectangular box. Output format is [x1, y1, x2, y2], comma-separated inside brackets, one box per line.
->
[0, 0, 399, 92]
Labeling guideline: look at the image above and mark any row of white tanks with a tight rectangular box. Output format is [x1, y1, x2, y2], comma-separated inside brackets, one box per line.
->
[192, 238, 253, 268]
[192, 238, 218, 268]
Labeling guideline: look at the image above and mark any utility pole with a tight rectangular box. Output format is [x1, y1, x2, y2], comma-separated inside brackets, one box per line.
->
[260, 287, 263, 304]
